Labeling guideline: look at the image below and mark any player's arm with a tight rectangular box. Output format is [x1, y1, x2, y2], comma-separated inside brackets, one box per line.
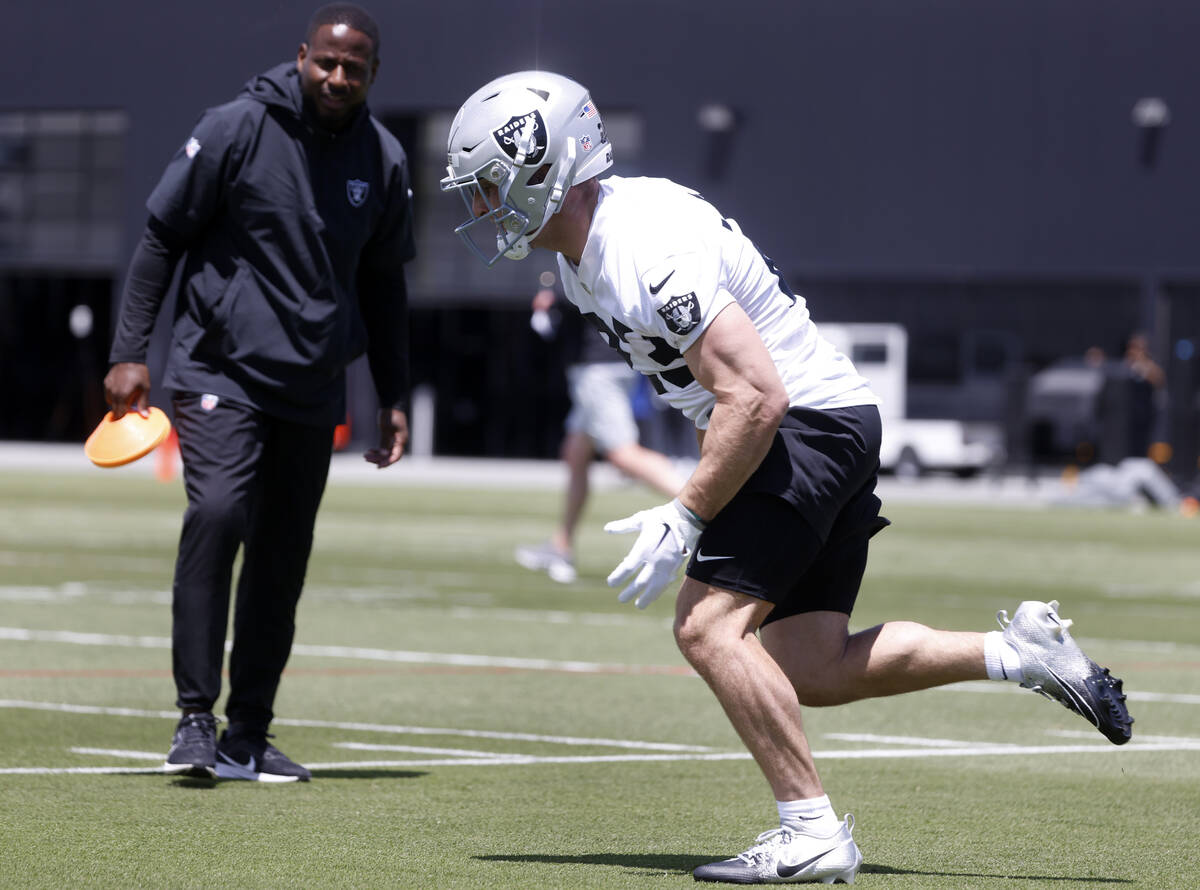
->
[677, 302, 789, 522]
[604, 303, 787, 608]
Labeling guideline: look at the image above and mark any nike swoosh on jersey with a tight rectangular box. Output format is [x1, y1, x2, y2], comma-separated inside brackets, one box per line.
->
[648, 270, 675, 294]
[776, 847, 839, 879]
[694, 551, 733, 562]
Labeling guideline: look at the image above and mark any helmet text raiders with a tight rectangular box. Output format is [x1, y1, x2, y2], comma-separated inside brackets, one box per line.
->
[441, 71, 613, 265]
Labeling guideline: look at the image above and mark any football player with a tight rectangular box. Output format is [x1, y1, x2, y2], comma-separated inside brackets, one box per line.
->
[442, 71, 1132, 885]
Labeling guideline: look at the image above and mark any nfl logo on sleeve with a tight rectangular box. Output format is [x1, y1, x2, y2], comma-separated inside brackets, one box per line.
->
[657, 293, 701, 335]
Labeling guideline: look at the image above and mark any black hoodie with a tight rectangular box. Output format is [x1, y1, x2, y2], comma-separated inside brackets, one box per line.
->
[110, 62, 415, 426]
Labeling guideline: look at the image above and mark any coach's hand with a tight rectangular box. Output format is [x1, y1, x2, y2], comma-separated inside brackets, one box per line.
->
[103, 362, 151, 420]
[364, 408, 409, 468]
[605, 498, 706, 609]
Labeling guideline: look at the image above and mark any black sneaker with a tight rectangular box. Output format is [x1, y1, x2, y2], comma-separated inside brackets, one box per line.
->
[163, 712, 217, 778]
[215, 728, 311, 783]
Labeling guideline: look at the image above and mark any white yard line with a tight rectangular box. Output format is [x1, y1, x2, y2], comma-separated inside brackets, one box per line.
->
[0, 766, 167, 775]
[3, 698, 1198, 775]
[10, 739, 1194, 776]
[933, 679, 1200, 706]
[0, 626, 175, 650]
[6, 624, 1199, 705]
[304, 753, 755, 769]
[288, 642, 660, 674]
[0, 700, 180, 719]
[0, 626, 681, 676]
[69, 747, 162, 760]
[301, 739, 1200, 769]
[1045, 729, 1200, 744]
[332, 742, 527, 759]
[0, 700, 714, 752]
[822, 733, 1019, 748]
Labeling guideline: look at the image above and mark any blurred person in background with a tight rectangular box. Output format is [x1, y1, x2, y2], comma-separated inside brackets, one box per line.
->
[442, 70, 1132, 884]
[1121, 331, 1166, 457]
[103, 3, 415, 782]
[516, 272, 684, 583]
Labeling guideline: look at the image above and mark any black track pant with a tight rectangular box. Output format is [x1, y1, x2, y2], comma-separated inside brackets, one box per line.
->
[170, 394, 334, 731]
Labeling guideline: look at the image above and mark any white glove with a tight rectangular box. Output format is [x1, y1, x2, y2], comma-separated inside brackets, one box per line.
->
[605, 498, 707, 609]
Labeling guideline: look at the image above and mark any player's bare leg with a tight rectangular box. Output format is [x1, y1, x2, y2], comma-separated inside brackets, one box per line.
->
[761, 602, 1132, 744]
[673, 579, 823, 801]
[555, 431, 594, 554]
[760, 611, 986, 707]
[514, 433, 592, 583]
[676, 579, 863, 884]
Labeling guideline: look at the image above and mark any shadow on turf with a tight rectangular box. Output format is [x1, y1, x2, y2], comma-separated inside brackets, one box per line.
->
[164, 769, 427, 787]
[860, 864, 1133, 883]
[477, 855, 1134, 884]
[475, 853, 702, 875]
[312, 769, 427, 780]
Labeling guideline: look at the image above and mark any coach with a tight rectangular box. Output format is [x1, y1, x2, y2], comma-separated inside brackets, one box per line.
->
[103, 3, 414, 782]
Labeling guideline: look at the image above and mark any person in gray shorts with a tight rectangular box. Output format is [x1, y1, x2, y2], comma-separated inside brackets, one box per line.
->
[516, 280, 683, 583]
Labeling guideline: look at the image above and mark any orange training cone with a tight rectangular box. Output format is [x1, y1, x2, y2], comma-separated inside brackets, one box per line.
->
[84, 408, 172, 468]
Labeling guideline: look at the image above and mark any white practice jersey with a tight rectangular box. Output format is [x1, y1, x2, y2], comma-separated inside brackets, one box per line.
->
[557, 176, 876, 429]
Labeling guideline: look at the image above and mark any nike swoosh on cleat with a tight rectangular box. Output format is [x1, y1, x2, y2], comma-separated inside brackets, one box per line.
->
[776, 847, 838, 878]
[1042, 663, 1098, 724]
[649, 271, 675, 294]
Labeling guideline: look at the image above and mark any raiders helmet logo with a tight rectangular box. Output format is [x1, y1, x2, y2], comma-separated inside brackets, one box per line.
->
[346, 179, 369, 207]
[657, 292, 701, 335]
[492, 110, 548, 166]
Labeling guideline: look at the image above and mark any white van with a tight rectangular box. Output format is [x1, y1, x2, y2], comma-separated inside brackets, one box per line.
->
[819, 322, 1002, 478]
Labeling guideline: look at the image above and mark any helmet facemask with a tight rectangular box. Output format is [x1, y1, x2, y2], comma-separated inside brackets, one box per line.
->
[443, 158, 535, 265]
[442, 131, 576, 265]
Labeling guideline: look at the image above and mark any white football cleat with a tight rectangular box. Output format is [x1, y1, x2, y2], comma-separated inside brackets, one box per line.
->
[694, 816, 862, 884]
[998, 600, 1132, 745]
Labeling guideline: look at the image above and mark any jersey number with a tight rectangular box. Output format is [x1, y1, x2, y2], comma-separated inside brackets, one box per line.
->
[581, 312, 683, 369]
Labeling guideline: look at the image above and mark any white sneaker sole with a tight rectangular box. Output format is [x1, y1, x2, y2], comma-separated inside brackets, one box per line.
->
[215, 761, 302, 783]
[162, 761, 215, 779]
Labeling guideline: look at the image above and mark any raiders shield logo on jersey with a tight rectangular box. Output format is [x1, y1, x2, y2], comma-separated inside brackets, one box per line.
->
[492, 110, 548, 166]
[346, 179, 369, 207]
[657, 293, 701, 335]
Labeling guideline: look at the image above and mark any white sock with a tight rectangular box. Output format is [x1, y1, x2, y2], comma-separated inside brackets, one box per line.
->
[777, 795, 840, 835]
[984, 630, 1024, 682]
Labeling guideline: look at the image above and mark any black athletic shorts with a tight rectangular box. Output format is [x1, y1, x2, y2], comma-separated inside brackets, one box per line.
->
[685, 405, 889, 627]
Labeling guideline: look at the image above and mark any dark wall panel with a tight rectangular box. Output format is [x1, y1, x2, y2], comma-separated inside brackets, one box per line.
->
[5, 0, 1197, 282]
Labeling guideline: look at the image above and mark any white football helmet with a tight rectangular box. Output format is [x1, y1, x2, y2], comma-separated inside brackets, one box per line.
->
[441, 71, 613, 265]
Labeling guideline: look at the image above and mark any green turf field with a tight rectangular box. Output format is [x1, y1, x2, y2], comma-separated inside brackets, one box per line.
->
[1, 468, 1197, 889]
